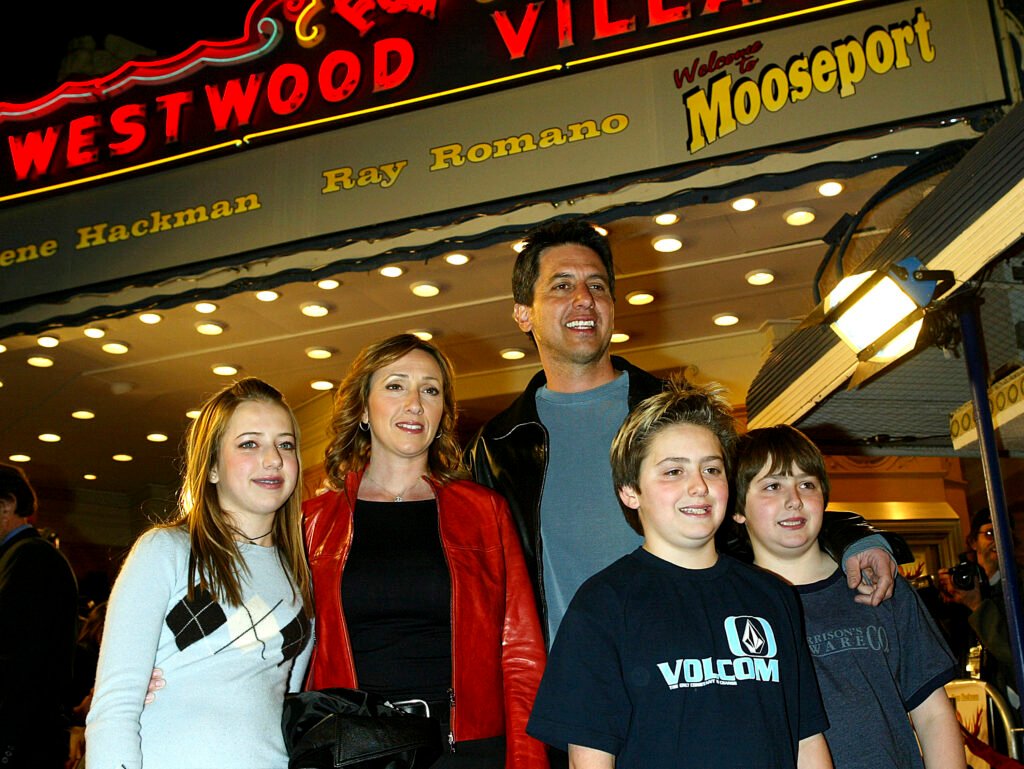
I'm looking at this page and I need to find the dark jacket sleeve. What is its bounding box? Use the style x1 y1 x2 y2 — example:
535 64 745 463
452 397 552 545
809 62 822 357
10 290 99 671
817 510 914 565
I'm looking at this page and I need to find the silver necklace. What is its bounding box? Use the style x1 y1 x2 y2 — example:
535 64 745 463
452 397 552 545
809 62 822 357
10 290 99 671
366 473 417 501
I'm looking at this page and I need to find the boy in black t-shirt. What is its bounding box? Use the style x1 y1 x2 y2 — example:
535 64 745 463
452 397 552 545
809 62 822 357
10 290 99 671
527 377 832 769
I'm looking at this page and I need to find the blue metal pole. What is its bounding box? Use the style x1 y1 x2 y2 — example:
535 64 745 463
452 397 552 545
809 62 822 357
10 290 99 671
959 302 1024 726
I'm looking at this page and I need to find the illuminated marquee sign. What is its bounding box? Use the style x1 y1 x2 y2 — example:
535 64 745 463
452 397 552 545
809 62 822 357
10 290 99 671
0 0 865 202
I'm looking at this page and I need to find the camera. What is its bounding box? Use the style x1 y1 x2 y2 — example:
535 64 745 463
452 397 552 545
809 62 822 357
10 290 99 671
949 560 985 591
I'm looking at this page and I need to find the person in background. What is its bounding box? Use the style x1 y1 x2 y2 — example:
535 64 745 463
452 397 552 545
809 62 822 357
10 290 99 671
527 377 832 769
86 378 313 769
732 424 964 769
303 333 548 769
940 507 1023 718
467 217 905 648
0 463 79 769
66 601 107 769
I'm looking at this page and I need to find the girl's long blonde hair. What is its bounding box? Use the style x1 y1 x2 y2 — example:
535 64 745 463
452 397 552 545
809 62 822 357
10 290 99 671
168 377 312 614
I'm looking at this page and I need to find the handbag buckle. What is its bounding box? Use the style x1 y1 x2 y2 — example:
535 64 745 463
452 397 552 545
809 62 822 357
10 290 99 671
391 698 431 717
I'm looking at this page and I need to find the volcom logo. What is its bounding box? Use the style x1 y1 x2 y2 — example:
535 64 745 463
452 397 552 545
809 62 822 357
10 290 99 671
656 615 780 690
724 615 777 658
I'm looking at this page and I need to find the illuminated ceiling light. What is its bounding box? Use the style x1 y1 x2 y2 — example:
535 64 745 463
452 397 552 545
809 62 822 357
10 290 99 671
408 329 433 341
27 355 54 367
102 341 130 354
195 321 226 336
212 364 239 376
255 290 280 302
305 346 335 360
37 334 59 348
512 240 528 253
610 331 631 343
147 433 169 442
0 343 6 353
654 213 679 226
317 279 340 290
0 378 3 388
194 301 218 314
186 409 201 419
139 312 162 324
8 454 30 462
72 410 95 420
817 181 844 197
593 225 609 236
411 281 440 298
310 379 337 391
713 313 740 327
732 197 758 212
379 265 405 278
112 454 133 462
652 236 682 253
784 207 816 226
745 269 776 286
626 291 655 306
500 348 526 360
83 326 106 339
83 474 97 481
38 433 61 443
444 253 470 266
824 257 952 363
301 302 331 317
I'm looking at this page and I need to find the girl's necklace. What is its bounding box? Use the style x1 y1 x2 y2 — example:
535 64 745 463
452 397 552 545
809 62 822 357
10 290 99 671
230 525 273 542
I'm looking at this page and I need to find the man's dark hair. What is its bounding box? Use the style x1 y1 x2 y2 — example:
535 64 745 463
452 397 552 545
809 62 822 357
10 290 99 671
511 218 616 307
0 463 38 518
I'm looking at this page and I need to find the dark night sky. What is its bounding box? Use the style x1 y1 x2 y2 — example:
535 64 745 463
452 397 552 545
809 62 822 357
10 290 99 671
0 1 257 103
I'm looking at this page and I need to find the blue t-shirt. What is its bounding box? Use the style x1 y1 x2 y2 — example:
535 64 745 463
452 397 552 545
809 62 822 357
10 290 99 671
798 570 957 768
536 372 639 641
528 548 828 768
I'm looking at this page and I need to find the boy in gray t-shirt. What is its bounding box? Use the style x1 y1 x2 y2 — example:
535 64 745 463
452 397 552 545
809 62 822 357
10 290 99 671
732 424 964 769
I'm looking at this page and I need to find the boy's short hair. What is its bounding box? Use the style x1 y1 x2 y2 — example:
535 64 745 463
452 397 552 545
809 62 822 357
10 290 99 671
610 374 737 535
733 424 831 516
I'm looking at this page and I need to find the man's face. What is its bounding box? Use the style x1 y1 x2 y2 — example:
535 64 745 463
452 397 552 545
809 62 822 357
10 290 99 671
513 244 614 371
970 522 999 578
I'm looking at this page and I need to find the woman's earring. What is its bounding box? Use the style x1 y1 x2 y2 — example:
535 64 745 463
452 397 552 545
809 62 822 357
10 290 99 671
433 430 443 442
359 421 370 432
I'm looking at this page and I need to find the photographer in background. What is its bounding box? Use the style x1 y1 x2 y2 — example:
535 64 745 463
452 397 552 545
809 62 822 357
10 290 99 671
939 507 1021 720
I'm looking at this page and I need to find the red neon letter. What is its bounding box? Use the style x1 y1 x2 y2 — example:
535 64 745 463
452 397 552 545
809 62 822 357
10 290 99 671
556 0 573 48
649 0 691 26
205 74 265 131
156 91 194 143
331 0 377 36
109 103 147 157
66 114 101 168
492 2 544 60
378 0 437 19
319 50 361 103
373 38 413 92
267 63 310 115
701 0 759 13
593 0 635 38
7 126 61 181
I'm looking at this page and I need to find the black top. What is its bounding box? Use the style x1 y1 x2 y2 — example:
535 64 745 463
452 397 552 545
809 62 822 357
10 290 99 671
342 499 452 703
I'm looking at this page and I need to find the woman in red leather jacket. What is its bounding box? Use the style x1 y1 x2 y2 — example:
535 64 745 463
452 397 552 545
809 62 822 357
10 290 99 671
303 333 549 769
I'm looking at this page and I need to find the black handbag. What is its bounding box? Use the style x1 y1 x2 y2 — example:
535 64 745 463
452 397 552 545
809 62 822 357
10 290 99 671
282 687 444 769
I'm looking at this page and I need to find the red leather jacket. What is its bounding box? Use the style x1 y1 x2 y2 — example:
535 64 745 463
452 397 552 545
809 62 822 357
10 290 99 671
303 470 549 769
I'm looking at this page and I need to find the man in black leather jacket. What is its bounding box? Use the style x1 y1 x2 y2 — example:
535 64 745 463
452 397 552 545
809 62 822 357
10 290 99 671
466 218 909 645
